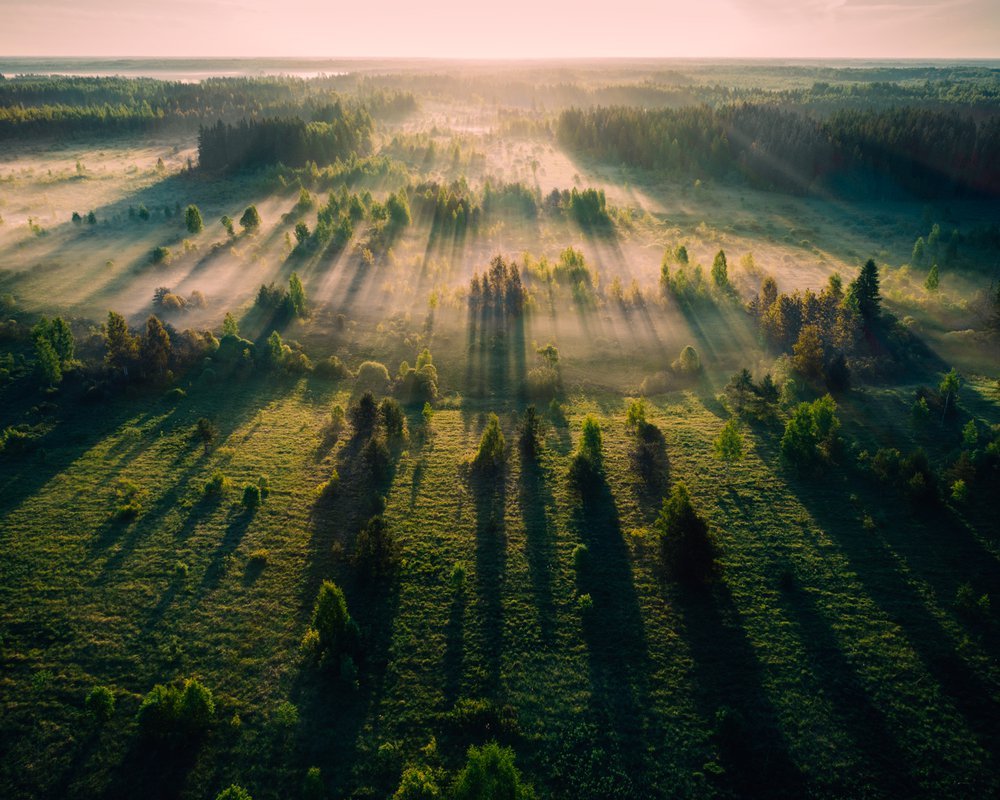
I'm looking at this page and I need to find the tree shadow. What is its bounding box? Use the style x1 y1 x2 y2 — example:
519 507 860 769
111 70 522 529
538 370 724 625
570 471 657 797
468 463 507 698
631 422 670 520
519 449 558 645
673 578 806 798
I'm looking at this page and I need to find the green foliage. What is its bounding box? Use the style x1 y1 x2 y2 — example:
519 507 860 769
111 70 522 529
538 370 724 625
136 677 215 739
394 765 442 800
185 204 204 234
196 417 219 453
85 685 115 723
675 345 701 374
780 394 840 470
569 415 603 485
925 263 940 291
112 479 146 521
288 272 307 318
34 336 61 385
473 413 506 473
452 742 534 800
204 470 229 496
354 515 399 580
711 249 729 288
380 397 406 441
302 580 359 673
519 405 543 457
303 767 324 800
241 483 261 509
222 312 239 337
939 368 961 417
151 245 172 265
625 398 647 432
239 205 261 232
104 311 138 373
714 419 744 461
657 482 715 583
847 259 881 321
215 786 252 800
356 360 391 393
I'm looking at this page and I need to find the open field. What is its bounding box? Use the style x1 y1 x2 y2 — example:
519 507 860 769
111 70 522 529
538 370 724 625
0 60 998 800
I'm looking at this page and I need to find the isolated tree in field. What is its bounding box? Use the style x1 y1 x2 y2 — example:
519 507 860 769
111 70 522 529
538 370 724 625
569 415 604 485
349 391 379 436
925 263 940 292
136 677 214 739
781 394 840 469
676 345 701 374
714 418 744 461
288 272 307 318
711 250 729 289
104 311 138 374
304 580 359 670
239 205 261 232
220 215 235 237
912 236 926 266
656 482 715 583
185 204 204 234
354 515 399 580
725 369 754 414
625 398 647 432
452 742 535 800
847 259 881 321
140 315 171 379
85 685 115 723
196 417 218 454
222 312 239 337
519 405 544 459
473 413 506 473
939 368 960 418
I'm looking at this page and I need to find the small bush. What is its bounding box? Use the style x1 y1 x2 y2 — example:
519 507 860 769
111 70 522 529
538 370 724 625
380 397 407 441
151 246 172 265
303 767 324 800
674 345 701 374
112 479 146 521
451 562 467 590
302 580 360 672
204 470 229 496
349 391 379 436
242 483 261 509
215 786 252 800
315 355 352 380
356 360 391 393
569 415 603 486
85 685 115 723
452 742 534 800
713 419 744 461
354 515 399 580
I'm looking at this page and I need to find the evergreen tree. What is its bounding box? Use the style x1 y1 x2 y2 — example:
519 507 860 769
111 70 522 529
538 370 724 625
185 204 204 234
104 311 138 374
847 259 881 321
239 205 261 232
925 263 940 292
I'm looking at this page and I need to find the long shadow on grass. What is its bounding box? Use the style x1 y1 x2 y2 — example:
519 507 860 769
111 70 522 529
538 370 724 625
787 470 1000 777
519 448 558 645
673 578 805 799
776 576 919 797
468 463 507 698
570 471 657 798
631 422 669 522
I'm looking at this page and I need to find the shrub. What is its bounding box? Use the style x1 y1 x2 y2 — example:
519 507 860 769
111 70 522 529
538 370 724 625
303 767 324 800
656 482 715 583
625 398 647 432
185 204 204 234
204 470 229 496
452 742 534 800
354 515 399 580
151 246 172 265
394 765 442 800
572 543 589 591
242 483 261 509
136 678 215 740
473 413 506 473
85 685 115 723
315 355 352 380
215 786 252 800
355 360 390 393
951 479 969 504
451 562 467 590
113 479 146 521
675 345 701 374
240 205 261 233
362 434 393 484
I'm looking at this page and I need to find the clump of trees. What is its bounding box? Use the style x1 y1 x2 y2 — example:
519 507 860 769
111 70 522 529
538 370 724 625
468 255 525 319
136 677 215 740
353 514 399 580
396 348 438 404
656 482 716 583
780 394 841 470
31 316 74 385
452 742 535 800
724 368 780 418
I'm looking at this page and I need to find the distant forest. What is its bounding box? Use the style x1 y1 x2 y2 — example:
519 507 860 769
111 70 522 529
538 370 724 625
557 104 1000 197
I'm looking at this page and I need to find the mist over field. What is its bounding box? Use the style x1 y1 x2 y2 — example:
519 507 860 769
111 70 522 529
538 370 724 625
0 50 998 800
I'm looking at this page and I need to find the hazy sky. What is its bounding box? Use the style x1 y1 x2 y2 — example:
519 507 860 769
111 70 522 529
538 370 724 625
1 0 998 59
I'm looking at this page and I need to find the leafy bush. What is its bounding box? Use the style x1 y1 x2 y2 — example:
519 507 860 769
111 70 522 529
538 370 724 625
380 397 407 441
349 391 379 436
151 246 172 265
315 354 352 380
452 742 534 800
519 405 543 458
85 685 115 723
714 419 744 461
112 479 146 521
356 360 390 393
656 482 716 583
215 786 252 800
204 470 229 496
136 677 215 740
241 483 261 509
674 345 701 374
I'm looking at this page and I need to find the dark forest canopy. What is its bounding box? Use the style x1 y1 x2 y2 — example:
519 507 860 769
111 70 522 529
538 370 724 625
197 111 373 171
0 75 411 140
557 104 1000 198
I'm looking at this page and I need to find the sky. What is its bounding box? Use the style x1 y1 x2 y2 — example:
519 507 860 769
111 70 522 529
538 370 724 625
1 0 998 59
